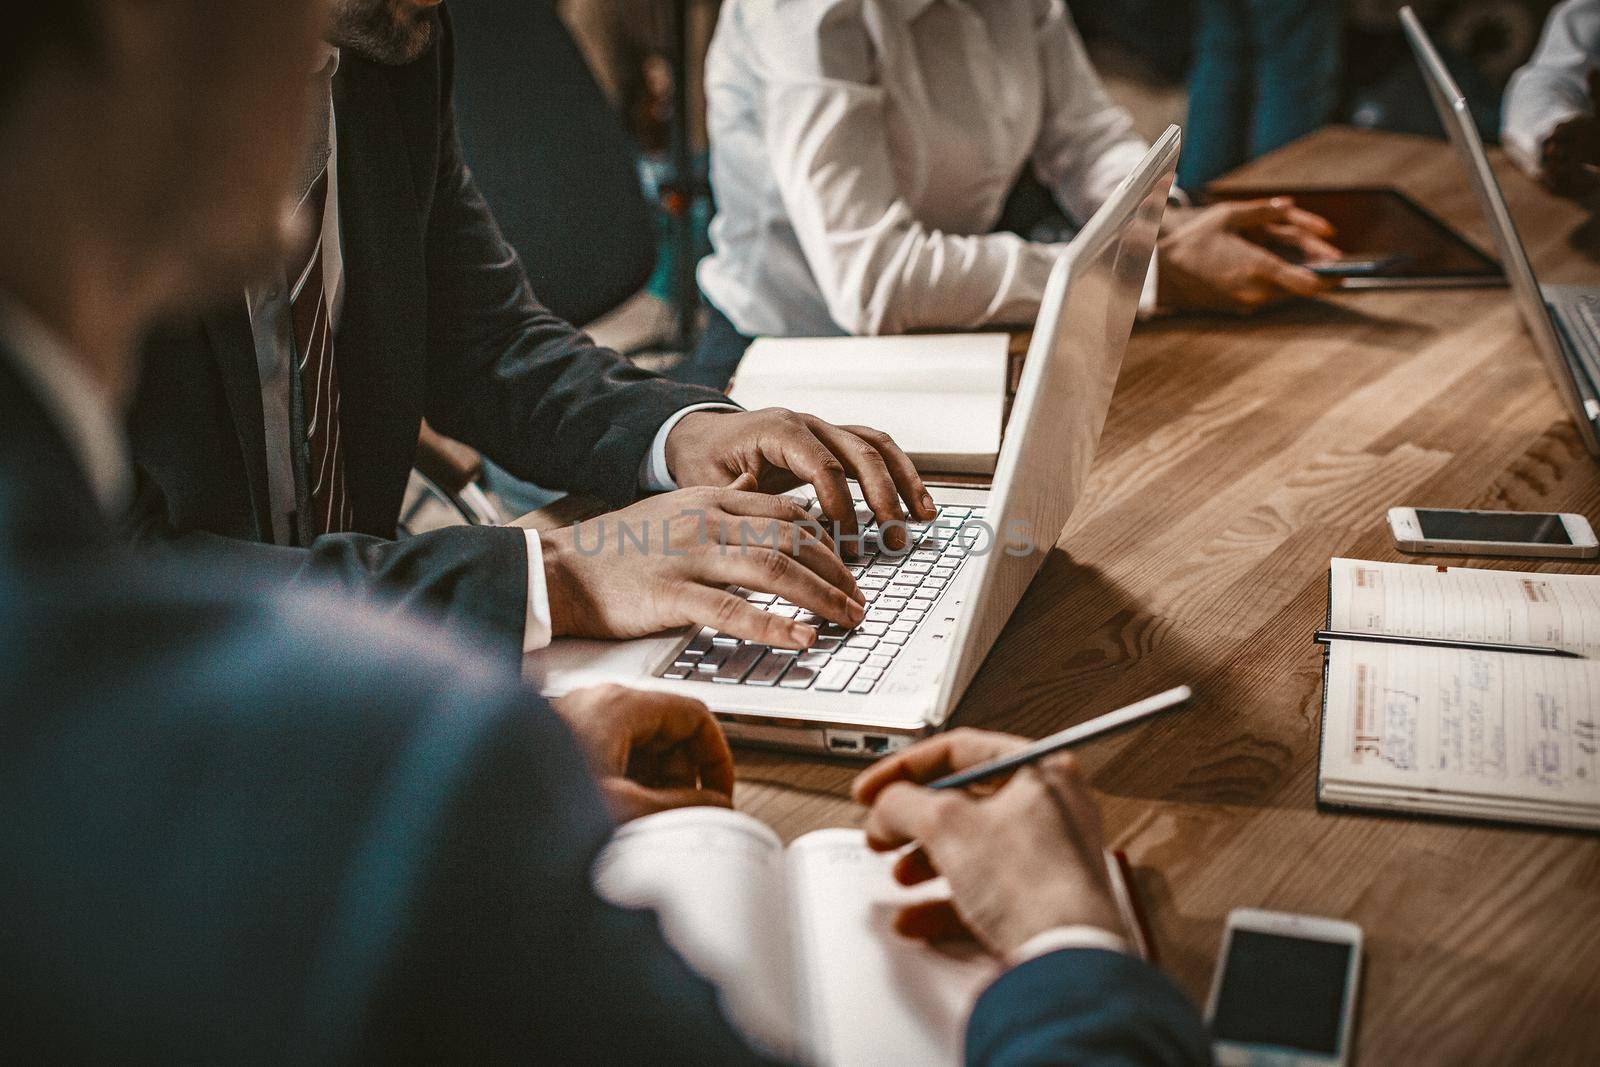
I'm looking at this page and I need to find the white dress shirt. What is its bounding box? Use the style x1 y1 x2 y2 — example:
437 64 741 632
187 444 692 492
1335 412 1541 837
0 293 132 517
698 0 1152 339
1503 0 1600 177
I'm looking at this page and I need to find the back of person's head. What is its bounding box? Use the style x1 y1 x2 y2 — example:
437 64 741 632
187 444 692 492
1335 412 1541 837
0 0 332 339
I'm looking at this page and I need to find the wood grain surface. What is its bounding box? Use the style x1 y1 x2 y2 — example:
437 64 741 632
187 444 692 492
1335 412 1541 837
733 128 1600 1065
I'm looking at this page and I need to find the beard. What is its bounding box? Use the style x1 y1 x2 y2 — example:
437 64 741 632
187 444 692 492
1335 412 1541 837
327 0 435 65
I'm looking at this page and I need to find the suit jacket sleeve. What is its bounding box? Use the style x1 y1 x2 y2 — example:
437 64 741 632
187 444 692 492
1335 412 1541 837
122 470 531 661
418 12 730 507
965 948 1214 1067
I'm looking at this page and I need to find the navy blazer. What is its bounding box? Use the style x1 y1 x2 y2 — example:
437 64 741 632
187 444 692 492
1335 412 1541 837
124 5 728 658
4 359 1209 1062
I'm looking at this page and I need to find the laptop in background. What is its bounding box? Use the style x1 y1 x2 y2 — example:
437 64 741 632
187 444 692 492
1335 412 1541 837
1402 5 1600 456
529 126 1181 757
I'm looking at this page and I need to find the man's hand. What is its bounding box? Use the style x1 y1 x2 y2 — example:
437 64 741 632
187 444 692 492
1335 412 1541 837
852 728 1125 958
663 408 936 550
1539 72 1600 196
1157 198 1341 314
553 684 735 822
540 475 866 647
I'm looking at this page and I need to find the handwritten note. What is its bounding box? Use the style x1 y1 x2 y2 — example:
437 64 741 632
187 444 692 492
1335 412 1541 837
1322 641 1600 806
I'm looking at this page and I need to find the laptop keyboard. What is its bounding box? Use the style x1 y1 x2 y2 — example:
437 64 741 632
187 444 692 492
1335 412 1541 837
1551 295 1600 385
656 500 983 694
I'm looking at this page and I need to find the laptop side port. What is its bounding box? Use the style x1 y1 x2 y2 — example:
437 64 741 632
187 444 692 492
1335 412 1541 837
862 735 890 755
827 733 861 753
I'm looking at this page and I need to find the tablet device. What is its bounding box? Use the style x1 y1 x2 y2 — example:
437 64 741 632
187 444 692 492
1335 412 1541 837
1202 186 1504 288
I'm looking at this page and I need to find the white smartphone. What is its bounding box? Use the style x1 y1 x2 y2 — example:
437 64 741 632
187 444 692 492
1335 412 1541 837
1206 909 1363 1067
1386 506 1599 559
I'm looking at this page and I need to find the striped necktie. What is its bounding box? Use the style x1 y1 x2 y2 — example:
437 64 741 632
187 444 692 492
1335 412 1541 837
288 168 352 537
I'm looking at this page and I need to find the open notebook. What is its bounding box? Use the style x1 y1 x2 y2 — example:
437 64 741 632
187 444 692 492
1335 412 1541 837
1319 558 1600 830
594 807 1147 1066
726 334 1010 474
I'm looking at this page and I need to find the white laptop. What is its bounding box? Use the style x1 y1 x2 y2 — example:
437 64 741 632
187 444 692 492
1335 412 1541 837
530 126 1180 757
1402 6 1600 457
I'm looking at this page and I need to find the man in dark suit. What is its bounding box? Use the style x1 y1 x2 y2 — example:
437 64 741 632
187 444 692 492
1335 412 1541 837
126 0 937 661
1 1 1211 1061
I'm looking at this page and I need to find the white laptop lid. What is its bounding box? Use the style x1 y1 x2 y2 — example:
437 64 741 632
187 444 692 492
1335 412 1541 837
1401 6 1600 454
930 126 1179 719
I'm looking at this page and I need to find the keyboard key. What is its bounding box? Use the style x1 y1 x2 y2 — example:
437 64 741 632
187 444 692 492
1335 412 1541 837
888 582 919 598
866 564 897 579
901 561 931 574
857 621 889 636
856 665 883 681
713 645 764 683
931 566 954 579
902 608 926 621
816 661 860 691
910 597 936 610
770 605 800 618
866 653 894 668
889 619 916 633
685 631 715 656
699 645 731 670
847 676 877 694
922 577 947 591
865 608 897 623
877 596 907 611
811 637 843 652
748 591 776 604
835 646 869 663
745 651 792 686
662 665 692 680
779 665 818 689
859 576 889 590
844 634 879 649
881 632 908 646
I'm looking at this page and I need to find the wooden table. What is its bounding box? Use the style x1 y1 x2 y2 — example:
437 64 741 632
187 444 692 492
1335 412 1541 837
739 128 1600 1065
520 127 1600 1063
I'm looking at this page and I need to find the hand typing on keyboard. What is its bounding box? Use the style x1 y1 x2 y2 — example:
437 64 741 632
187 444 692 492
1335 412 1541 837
660 499 983 694
540 475 867 648
660 407 937 550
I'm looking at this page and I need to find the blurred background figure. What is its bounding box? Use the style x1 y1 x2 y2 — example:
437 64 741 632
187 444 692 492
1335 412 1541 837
1178 0 1343 189
1503 0 1600 195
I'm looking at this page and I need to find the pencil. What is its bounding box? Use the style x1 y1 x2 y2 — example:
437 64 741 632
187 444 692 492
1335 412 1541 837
927 686 1193 790
1312 629 1582 659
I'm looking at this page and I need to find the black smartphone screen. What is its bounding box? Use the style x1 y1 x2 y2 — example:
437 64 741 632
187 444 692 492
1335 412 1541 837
1211 930 1353 1054
1415 509 1571 545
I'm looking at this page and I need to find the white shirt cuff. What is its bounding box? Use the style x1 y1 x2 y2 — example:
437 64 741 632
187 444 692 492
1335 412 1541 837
522 528 553 653
1138 192 1188 318
1139 254 1160 317
641 402 743 493
1008 925 1131 967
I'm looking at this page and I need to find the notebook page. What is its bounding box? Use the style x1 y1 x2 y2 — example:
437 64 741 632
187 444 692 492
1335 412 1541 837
731 334 1010 395
728 335 1009 470
1320 641 1600 809
1328 558 1600 655
593 808 798 1057
786 829 1000 1067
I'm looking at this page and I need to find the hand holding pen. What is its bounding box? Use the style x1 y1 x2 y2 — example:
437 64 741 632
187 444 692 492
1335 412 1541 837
848 688 1191 958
